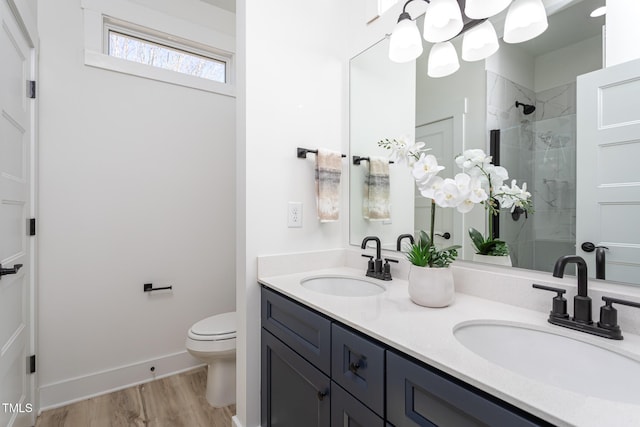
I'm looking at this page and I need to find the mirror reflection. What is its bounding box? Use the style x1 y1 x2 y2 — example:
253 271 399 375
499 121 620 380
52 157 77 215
348 0 630 283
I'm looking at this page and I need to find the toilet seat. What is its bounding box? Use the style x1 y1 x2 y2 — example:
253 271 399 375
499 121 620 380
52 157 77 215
188 312 236 341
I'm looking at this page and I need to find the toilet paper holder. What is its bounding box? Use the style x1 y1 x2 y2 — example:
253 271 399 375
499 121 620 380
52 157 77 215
144 283 173 292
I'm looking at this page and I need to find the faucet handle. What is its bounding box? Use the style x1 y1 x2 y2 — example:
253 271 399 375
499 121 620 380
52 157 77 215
532 284 569 319
598 296 640 339
361 254 374 274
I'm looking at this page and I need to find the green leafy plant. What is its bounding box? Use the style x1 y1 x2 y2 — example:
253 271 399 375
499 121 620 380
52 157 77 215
407 231 460 268
468 227 509 256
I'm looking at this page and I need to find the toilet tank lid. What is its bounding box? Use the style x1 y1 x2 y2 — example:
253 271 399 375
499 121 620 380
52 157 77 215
190 311 236 336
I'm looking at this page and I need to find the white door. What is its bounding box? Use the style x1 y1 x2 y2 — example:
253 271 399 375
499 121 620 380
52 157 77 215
577 58 640 284
415 119 457 247
0 1 35 426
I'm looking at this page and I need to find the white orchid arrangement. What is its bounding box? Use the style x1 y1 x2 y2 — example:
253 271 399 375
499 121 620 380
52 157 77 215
455 149 533 256
378 137 533 261
379 137 483 267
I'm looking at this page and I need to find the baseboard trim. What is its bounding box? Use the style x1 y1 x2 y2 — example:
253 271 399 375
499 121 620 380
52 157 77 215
39 350 203 411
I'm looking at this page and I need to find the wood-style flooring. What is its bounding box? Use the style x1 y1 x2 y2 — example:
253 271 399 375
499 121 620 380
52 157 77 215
35 367 235 427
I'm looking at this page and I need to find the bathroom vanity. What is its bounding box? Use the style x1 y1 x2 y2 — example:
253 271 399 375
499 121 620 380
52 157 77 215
261 286 548 426
257 252 640 427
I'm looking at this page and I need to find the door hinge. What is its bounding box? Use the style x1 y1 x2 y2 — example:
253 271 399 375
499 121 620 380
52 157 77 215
28 355 36 374
27 80 36 99
28 218 36 236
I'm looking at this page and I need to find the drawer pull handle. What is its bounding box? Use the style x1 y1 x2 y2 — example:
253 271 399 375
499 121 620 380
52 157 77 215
317 390 328 401
349 361 361 373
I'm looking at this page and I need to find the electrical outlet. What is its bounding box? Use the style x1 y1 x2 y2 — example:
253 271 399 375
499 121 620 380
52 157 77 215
288 202 303 228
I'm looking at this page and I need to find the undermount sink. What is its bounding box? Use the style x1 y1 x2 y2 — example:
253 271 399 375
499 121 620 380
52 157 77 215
300 275 385 297
454 321 640 404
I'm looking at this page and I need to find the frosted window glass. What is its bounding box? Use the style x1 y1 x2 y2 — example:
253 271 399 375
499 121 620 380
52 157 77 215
108 31 226 83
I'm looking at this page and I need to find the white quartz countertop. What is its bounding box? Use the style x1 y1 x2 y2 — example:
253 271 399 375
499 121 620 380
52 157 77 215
258 266 640 427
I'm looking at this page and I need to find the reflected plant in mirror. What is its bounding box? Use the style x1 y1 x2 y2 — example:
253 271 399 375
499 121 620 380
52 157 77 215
378 137 489 266
455 149 533 264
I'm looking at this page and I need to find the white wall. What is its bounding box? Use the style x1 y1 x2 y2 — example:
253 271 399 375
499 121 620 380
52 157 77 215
606 0 640 67
237 1 347 425
535 35 602 92
37 0 236 408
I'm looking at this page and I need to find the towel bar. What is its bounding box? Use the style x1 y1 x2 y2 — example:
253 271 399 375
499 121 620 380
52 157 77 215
352 156 395 166
297 147 346 159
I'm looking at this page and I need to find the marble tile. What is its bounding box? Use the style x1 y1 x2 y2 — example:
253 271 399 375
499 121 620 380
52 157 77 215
536 82 576 121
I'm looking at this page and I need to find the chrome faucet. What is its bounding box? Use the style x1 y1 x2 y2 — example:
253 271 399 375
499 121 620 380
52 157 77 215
534 254 640 339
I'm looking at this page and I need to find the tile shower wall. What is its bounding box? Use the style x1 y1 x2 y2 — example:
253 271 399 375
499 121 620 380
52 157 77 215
486 71 576 272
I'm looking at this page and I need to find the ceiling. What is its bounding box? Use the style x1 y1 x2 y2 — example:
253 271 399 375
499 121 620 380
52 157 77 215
518 0 605 57
200 0 235 13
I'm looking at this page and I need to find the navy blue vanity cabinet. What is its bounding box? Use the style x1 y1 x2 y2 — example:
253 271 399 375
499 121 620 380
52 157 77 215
261 287 332 375
262 329 330 427
331 323 385 417
331 381 384 427
386 351 548 427
261 288 333 427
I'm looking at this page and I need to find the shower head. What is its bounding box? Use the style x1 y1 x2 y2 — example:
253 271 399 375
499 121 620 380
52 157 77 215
516 101 536 115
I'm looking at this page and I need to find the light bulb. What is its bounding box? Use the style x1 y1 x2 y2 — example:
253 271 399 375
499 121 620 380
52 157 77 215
389 13 423 63
427 41 460 78
504 0 548 44
465 0 512 19
462 21 499 62
423 0 463 43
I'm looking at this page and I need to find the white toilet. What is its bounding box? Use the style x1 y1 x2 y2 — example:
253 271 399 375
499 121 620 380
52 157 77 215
186 311 236 407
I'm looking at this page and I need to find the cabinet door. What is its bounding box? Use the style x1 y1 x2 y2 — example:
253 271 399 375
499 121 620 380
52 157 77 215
331 324 385 416
262 329 330 427
331 382 384 427
386 351 547 427
262 287 331 375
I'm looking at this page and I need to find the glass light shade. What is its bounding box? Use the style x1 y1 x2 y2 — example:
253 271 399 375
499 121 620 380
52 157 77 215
465 0 512 19
427 41 460 78
423 0 464 43
503 0 548 44
462 21 499 61
389 15 424 63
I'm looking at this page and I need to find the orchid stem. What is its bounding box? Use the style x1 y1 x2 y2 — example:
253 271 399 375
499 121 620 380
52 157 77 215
429 200 436 267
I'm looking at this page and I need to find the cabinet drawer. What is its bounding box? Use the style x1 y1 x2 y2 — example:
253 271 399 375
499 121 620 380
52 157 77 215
261 287 331 375
386 351 547 427
331 323 385 416
331 381 384 427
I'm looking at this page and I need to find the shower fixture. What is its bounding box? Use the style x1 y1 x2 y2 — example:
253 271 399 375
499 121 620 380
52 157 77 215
515 101 536 115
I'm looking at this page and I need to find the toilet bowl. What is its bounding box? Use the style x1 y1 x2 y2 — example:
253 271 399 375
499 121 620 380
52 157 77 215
186 311 236 407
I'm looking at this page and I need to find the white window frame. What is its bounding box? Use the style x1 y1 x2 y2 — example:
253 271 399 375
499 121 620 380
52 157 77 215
81 0 235 97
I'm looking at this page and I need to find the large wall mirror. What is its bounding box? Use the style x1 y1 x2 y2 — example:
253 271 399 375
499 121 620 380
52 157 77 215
348 0 640 285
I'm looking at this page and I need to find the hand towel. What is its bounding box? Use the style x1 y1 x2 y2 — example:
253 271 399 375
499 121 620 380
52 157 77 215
316 149 342 222
363 156 391 221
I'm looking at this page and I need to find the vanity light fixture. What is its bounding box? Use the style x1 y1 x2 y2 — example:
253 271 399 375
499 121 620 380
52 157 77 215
388 0 548 78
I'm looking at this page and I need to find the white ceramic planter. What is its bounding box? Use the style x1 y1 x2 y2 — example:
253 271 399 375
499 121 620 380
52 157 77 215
407 265 455 308
472 253 512 267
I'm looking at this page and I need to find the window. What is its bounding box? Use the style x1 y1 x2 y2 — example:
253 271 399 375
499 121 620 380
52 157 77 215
104 18 230 84
82 0 235 97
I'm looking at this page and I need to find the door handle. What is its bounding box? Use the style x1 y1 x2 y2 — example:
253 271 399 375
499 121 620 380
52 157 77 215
581 242 596 252
0 263 23 278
